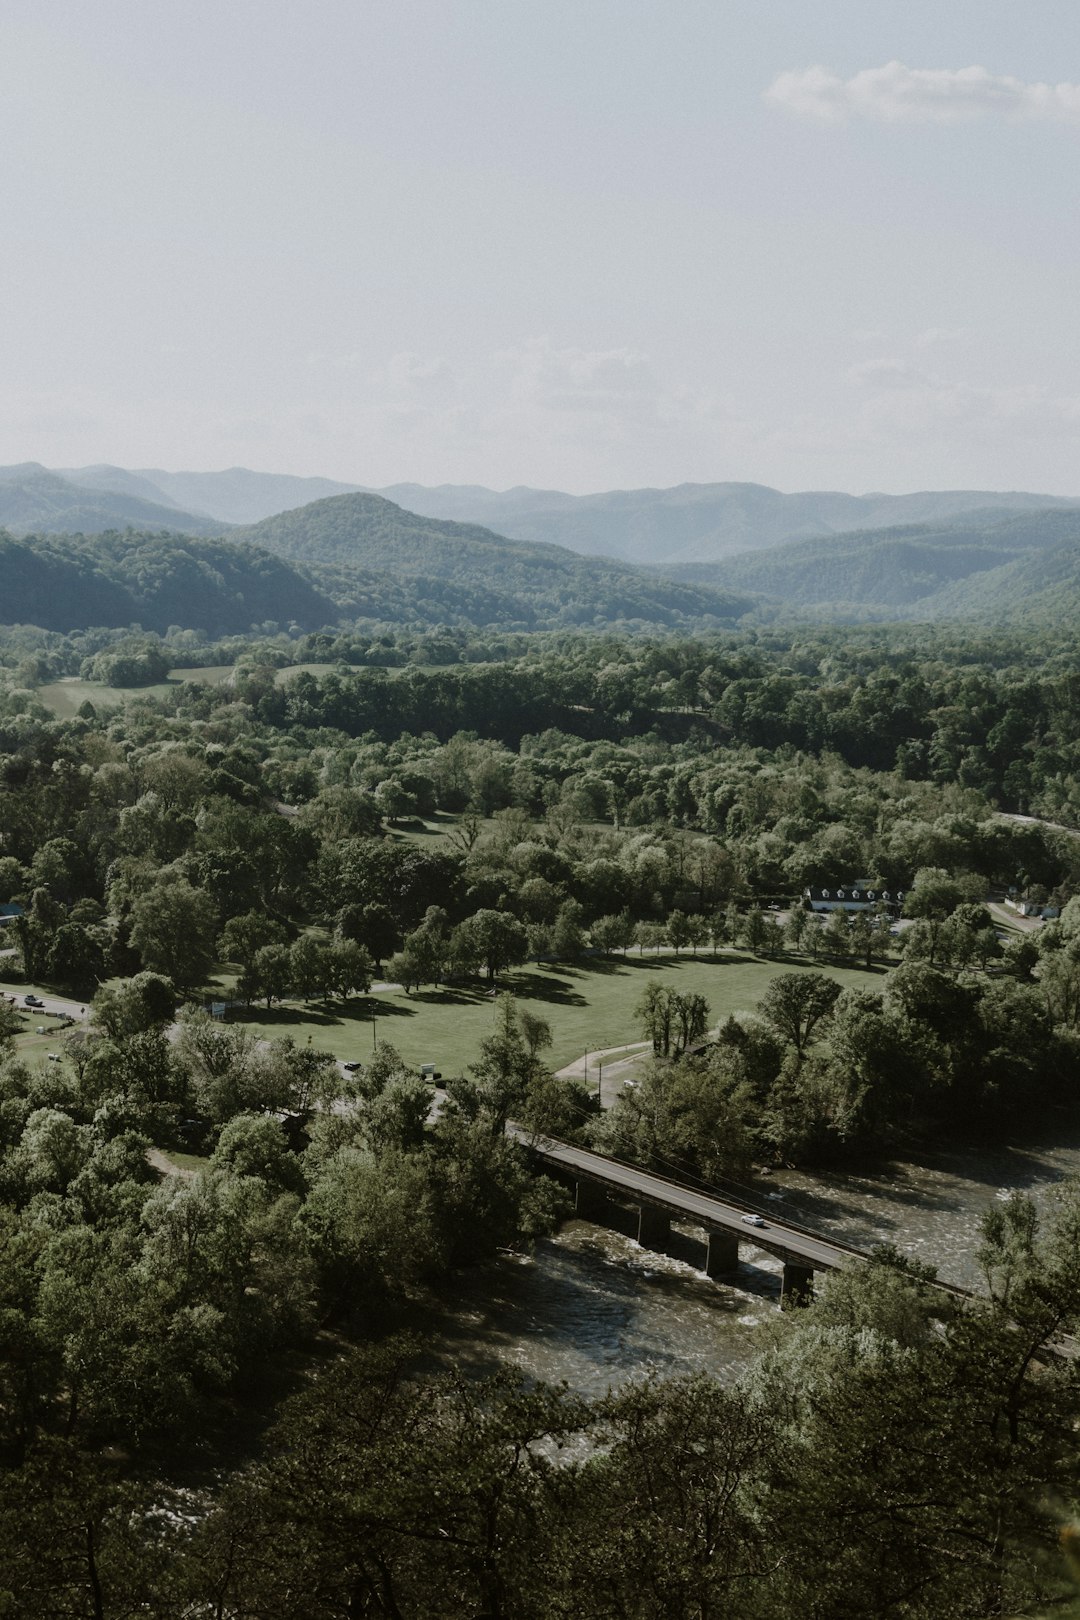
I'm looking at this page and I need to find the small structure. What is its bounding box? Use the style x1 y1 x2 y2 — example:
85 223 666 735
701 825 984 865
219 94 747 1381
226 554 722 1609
803 884 904 914
1005 897 1058 920
0 904 24 925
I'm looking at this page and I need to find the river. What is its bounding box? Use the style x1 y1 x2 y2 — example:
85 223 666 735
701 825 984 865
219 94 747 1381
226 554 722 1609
427 1121 1080 1398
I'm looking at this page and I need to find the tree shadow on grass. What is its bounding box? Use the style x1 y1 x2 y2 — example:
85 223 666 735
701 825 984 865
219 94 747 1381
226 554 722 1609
233 1005 344 1029
408 987 492 1008
367 999 417 1020
504 971 588 1007
233 996 420 1030
557 954 708 977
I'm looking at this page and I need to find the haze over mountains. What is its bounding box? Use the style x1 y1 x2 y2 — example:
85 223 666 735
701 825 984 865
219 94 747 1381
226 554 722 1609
226 493 755 630
4 461 1078 563
0 488 754 637
673 507 1080 625
0 464 222 539
5 460 1080 633
371 481 1080 566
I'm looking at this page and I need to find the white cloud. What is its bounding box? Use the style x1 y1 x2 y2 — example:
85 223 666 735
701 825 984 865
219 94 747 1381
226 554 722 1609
846 358 933 392
379 351 457 403
844 354 1080 443
916 326 971 350
765 61 1080 125
494 338 660 418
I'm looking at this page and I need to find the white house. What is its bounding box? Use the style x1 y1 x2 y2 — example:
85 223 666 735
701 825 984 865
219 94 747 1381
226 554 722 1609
803 885 904 914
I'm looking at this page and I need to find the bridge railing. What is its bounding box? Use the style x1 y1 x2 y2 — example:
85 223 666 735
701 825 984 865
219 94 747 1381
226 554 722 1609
511 1124 973 1299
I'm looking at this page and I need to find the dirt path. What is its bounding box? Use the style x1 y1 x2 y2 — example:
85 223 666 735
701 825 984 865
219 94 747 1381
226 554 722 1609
997 811 1080 840
145 1147 196 1180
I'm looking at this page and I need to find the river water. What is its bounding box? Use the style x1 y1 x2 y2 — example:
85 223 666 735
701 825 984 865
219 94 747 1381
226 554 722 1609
428 1122 1080 1399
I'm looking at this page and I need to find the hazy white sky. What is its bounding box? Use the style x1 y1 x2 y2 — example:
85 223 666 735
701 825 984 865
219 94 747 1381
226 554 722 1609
5 1 1080 494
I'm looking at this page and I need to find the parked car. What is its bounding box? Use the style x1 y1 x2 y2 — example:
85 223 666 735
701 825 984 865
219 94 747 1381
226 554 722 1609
24 994 43 1008
342 1060 362 1072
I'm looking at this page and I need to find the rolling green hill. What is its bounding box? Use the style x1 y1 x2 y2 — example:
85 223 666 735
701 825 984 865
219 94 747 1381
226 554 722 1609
917 533 1080 624
0 499 757 637
0 531 341 636
670 506 1080 621
226 492 756 628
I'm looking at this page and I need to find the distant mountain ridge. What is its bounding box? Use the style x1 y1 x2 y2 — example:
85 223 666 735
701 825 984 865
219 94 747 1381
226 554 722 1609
132 467 364 526
0 490 758 636
367 480 1080 565
8 464 1079 562
672 506 1080 624
0 464 222 538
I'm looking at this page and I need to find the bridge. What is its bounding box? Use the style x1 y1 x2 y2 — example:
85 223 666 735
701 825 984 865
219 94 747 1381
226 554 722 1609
509 1127 953 1307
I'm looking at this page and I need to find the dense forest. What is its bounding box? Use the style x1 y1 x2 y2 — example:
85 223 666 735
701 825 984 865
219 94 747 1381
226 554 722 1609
0 512 755 636
5 606 1080 1614
10 483 1080 640
675 506 1080 623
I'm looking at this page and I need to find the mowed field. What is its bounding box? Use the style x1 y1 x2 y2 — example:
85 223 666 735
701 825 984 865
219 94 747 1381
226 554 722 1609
37 659 473 716
38 665 238 716
232 952 881 1078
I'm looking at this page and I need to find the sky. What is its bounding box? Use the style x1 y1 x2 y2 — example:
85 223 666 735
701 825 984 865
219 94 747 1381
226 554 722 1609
5 1 1080 495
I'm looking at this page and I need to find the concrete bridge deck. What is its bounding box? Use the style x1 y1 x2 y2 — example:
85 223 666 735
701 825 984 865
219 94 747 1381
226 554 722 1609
508 1126 970 1306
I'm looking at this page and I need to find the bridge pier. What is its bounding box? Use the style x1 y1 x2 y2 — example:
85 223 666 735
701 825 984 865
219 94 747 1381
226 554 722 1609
574 1178 608 1221
704 1229 740 1277
636 1204 670 1251
781 1262 814 1308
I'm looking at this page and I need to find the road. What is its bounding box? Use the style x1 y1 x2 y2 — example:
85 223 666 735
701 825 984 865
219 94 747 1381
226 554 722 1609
508 1127 860 1272
997 811 1080 841
986 901 1044 934
3 986 89 1022
555 1042 652 1109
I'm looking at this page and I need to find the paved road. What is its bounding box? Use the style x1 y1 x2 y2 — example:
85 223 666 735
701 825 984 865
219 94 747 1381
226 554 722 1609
2 986 88 1023
509 1128 859 1271
555 1042 652 1109
997 811 1080 841
986 901 1044 935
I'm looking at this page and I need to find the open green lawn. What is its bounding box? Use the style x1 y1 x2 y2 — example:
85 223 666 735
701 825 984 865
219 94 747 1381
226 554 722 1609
162 1148 213 1174
272 663 335 684
391 814 498 848
38 665 237 716
392 814 615 849
38 660 482 717
11 1017 72 1067
232 952 882 1077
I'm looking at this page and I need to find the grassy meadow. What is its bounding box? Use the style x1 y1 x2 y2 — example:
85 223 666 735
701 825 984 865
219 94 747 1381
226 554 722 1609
38 664 238 716
37 657 485 717
231 951 880 1077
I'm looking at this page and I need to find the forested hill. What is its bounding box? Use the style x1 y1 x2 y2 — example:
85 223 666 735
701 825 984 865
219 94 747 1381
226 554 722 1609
0 521 757 636
670 505 1080 622
226 492 756 626
918 531 1080 624
0 464 221 538
371 479 1080 565
0 532 342 636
